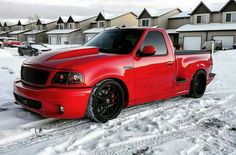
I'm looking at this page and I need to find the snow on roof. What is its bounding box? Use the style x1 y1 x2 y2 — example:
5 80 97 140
207 2 225 12
146 8 178 17
169 11 190 19
166 29 178 34
46 29 80 34
18 19 36 25
2 19 19 26
59 16 69 23
69 15 96 22
38 18 57 24
83 27 116 34
101 12 135 20
0 31 9 35
177 23 236 32
9 30 30 35
24 30 47 35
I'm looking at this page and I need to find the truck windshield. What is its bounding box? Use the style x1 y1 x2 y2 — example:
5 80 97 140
84 29 144 54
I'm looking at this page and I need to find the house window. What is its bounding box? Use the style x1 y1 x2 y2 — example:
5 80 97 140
97 21 105 28
141 19 150 27
57 24 64 29
68 23 74 29
225 12 236 22
37 25 42 30
196 15 206 24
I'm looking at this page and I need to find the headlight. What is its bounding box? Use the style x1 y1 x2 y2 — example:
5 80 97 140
52 72 83 84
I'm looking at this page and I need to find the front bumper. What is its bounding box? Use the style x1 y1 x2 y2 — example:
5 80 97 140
13 79 92 119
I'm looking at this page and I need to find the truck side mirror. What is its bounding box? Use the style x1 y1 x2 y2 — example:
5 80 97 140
140 45 156 56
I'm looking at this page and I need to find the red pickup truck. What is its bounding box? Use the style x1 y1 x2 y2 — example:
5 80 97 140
14 28 215 123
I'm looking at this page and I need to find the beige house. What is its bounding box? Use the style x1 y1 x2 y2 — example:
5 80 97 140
83 12 138 42
8 19 36 41
24 19 57 43
47 15 96 45
137 8 181 28
167 11 190 47
177 0 236 50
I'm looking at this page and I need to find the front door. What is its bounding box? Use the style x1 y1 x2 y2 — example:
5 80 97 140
134 31 175 102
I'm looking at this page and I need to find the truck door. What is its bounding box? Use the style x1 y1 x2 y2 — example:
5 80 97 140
133 31 175 102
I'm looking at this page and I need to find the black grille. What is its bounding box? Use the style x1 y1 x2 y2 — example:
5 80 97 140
14 93 42 109
21 66 50 85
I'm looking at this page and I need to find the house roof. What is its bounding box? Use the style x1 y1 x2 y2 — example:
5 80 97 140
177 23 236 32
2 19 18 27
0 31 9 35
96 12 137 21
37 18 57 25
220 0 236 12
147 8 179 17
57 16 69 23
46 29 80 34
18 19 36 26
68 15 96 23
24 30 47 35
9 30 31 35
169 11 190 19
166 29 178 34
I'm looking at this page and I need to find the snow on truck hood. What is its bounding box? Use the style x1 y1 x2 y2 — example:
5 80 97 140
23 47 106 69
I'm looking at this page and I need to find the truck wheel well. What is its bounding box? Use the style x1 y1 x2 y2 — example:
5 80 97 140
95 78 129 107
192 69 207 82
110 78 129 107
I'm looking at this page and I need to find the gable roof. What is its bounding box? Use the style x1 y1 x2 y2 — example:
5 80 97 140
96 12 137 21
57 16 69 24
220 0 236 12
190 1 212 15
67 15 96 23
138 8 180 19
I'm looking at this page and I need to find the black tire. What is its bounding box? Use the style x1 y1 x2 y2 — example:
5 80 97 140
18 50 24 56
189 70 207 98
86 79 124 123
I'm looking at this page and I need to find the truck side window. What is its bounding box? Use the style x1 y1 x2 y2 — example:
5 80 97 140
141 31 168 55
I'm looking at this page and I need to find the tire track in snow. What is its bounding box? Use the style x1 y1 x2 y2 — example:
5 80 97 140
0 94 233 154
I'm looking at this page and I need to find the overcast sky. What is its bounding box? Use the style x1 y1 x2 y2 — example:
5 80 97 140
0 0 229 19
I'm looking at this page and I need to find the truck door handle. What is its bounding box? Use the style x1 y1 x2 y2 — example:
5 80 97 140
167 61 174 65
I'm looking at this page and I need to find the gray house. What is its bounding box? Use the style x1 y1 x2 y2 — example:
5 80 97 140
84 12 138 41
8 19 36 41
47 15 96 45
0 19 18 37
177 0 236 50
138 8 181 28
24 18 57 43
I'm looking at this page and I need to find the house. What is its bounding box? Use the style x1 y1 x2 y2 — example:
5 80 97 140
8 19 36 41
138 8 181 28
47 15 96 45
24 18 57 43
167 11 191 47
0 19 18 37
177 0 236 50
83 12 138 42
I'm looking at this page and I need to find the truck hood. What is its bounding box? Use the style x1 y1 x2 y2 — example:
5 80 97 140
23 47 108 69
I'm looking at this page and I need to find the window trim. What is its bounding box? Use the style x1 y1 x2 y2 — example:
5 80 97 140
141 18 151 27
196 14 207 24
97 21 105 28
224 12 236 22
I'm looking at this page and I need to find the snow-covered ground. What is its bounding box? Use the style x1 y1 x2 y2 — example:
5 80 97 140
0 47 236 155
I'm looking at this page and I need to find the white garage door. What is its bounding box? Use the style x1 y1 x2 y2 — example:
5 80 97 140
60 36 68 45
213 36 234 49
50 36 57 45
184 37 202 50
